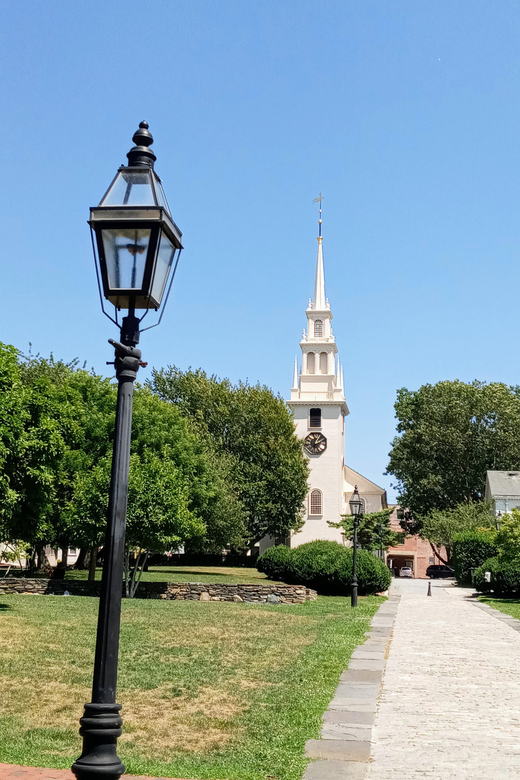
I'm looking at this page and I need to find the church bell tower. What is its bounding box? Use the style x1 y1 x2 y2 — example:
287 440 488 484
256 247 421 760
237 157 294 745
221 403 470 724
287 201 349 546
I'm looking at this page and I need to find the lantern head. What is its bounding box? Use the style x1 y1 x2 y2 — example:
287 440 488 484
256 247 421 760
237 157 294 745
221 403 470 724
90 122 182 311
349 485 363 517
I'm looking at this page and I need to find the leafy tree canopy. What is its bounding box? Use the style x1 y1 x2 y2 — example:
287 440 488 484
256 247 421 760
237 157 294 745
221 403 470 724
495 508 520 562
387 380 520 527
329 509 403 552
150 367 309 549
420 500 495 563
0 346 245 564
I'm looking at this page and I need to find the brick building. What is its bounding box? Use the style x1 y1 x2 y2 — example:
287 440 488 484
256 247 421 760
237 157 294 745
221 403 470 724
385 506 447 579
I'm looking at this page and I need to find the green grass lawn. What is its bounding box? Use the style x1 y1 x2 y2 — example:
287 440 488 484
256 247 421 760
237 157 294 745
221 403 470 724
64 565 281 585
478 595 520 619
0 592 382 780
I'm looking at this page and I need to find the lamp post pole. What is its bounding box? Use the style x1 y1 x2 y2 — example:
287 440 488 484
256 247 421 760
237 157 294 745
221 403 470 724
349 485 363 609
71 123 182 780
72 317 141 780
351 514 359 608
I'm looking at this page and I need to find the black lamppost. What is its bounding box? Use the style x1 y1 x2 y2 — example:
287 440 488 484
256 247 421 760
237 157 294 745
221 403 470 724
496 511 503 532
349 485 363 608
71 122 182 780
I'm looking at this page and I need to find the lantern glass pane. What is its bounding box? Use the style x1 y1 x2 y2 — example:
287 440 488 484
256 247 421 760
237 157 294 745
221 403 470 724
154 174 171 214
101 169 156 207
151 232 176 305
102 228 151 290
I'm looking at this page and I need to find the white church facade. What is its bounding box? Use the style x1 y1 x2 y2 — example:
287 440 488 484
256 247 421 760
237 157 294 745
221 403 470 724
260 214 387 552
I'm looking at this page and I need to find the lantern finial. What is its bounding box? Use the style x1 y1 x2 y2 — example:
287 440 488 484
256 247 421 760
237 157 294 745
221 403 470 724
126 121 157 168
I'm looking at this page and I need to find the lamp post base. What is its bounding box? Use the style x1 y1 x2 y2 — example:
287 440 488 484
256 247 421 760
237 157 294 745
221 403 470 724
351 584 358 608
71 703 125 780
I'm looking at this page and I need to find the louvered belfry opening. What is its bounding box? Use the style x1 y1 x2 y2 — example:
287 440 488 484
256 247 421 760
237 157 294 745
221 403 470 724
309 408 321 428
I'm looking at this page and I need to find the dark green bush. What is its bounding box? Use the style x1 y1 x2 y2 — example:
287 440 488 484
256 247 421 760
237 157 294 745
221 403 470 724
474 555 520 596
452 530 497 586
256 544 293 581
256 540 391 596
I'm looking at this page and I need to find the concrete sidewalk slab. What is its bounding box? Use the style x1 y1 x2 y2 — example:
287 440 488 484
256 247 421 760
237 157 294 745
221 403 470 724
367 579 520 779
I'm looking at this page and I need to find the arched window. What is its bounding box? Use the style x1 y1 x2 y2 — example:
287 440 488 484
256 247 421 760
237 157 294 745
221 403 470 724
307 352 315 374
309 408 321 428
314 319 323 337
310 489 323 516
320 351 328 374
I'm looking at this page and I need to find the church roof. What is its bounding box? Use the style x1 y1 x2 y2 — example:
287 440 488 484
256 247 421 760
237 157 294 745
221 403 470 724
344 466 388 506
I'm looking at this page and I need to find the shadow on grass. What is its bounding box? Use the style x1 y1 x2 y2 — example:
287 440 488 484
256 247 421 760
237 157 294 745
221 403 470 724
0 602 12 610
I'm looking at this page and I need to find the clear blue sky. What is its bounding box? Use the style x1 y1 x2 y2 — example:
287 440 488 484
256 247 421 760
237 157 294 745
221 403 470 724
1 1 520 501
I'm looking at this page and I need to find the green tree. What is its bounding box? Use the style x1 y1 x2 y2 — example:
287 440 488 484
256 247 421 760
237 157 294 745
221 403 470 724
71 450 205 596
0 349 242 572
0 346 91 566
330 509 403 554
495 508 520 561
387 380 520 530
420 500 495 564
150 367 309 550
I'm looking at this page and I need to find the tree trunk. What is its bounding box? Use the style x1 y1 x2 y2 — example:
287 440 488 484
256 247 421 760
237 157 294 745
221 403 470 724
74 547 89 570
88 545 98 581
36 545 51 572
429 541 450 566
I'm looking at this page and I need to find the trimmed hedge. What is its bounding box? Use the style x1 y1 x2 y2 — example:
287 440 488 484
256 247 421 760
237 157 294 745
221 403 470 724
257 540 391 596
474 556 520 596
452 530 497 586
256 544 293 581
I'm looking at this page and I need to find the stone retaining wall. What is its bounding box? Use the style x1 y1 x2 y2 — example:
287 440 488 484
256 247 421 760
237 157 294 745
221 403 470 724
0 578 316 604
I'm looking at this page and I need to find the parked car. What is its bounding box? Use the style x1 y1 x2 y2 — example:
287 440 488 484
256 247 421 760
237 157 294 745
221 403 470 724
399 567 413 578
426 564 454 579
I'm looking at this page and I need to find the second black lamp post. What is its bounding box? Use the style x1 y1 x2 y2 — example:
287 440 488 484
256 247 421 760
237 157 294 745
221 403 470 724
349 485 363 608
71 122 182 780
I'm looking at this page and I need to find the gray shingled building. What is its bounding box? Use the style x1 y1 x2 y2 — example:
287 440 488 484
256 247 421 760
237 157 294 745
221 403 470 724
485 470 520 515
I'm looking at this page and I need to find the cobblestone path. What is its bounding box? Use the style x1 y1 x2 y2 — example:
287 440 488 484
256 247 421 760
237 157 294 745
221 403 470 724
368 579 520 780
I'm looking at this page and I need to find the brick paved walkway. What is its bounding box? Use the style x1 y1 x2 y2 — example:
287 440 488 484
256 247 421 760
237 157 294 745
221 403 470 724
0 766 185 780
368 579 520 780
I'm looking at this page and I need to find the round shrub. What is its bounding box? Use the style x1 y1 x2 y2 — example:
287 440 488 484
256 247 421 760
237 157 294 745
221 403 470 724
452 530 497 586
257 540 391 596
474 556 520 596
256 545 292 581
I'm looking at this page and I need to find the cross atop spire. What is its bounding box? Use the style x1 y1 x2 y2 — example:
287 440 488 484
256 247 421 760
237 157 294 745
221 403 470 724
313 192 324 238
312 194 326 310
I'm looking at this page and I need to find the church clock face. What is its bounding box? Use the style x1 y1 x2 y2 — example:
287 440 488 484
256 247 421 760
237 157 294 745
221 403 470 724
304 432 327 455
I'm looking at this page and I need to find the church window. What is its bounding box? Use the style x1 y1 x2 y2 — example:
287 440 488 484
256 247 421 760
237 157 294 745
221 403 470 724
320 352 328 374
309 489 323 516
314 319 323 337
307 352 315 374
309 408 321 428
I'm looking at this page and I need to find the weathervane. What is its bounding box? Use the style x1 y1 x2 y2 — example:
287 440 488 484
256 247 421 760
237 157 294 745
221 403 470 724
313 192 324 238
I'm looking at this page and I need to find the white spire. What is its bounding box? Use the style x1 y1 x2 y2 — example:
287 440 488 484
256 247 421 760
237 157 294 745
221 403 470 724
292 356 298 390
335 356 341 386
341 366 345 391
313 236 326 310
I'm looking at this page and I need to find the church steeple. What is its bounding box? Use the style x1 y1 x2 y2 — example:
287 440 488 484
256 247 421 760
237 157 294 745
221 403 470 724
289 197 348 416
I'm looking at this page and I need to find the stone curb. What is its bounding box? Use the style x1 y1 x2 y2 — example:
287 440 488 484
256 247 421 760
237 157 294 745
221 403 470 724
303 593 401 780
470 597 520 632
